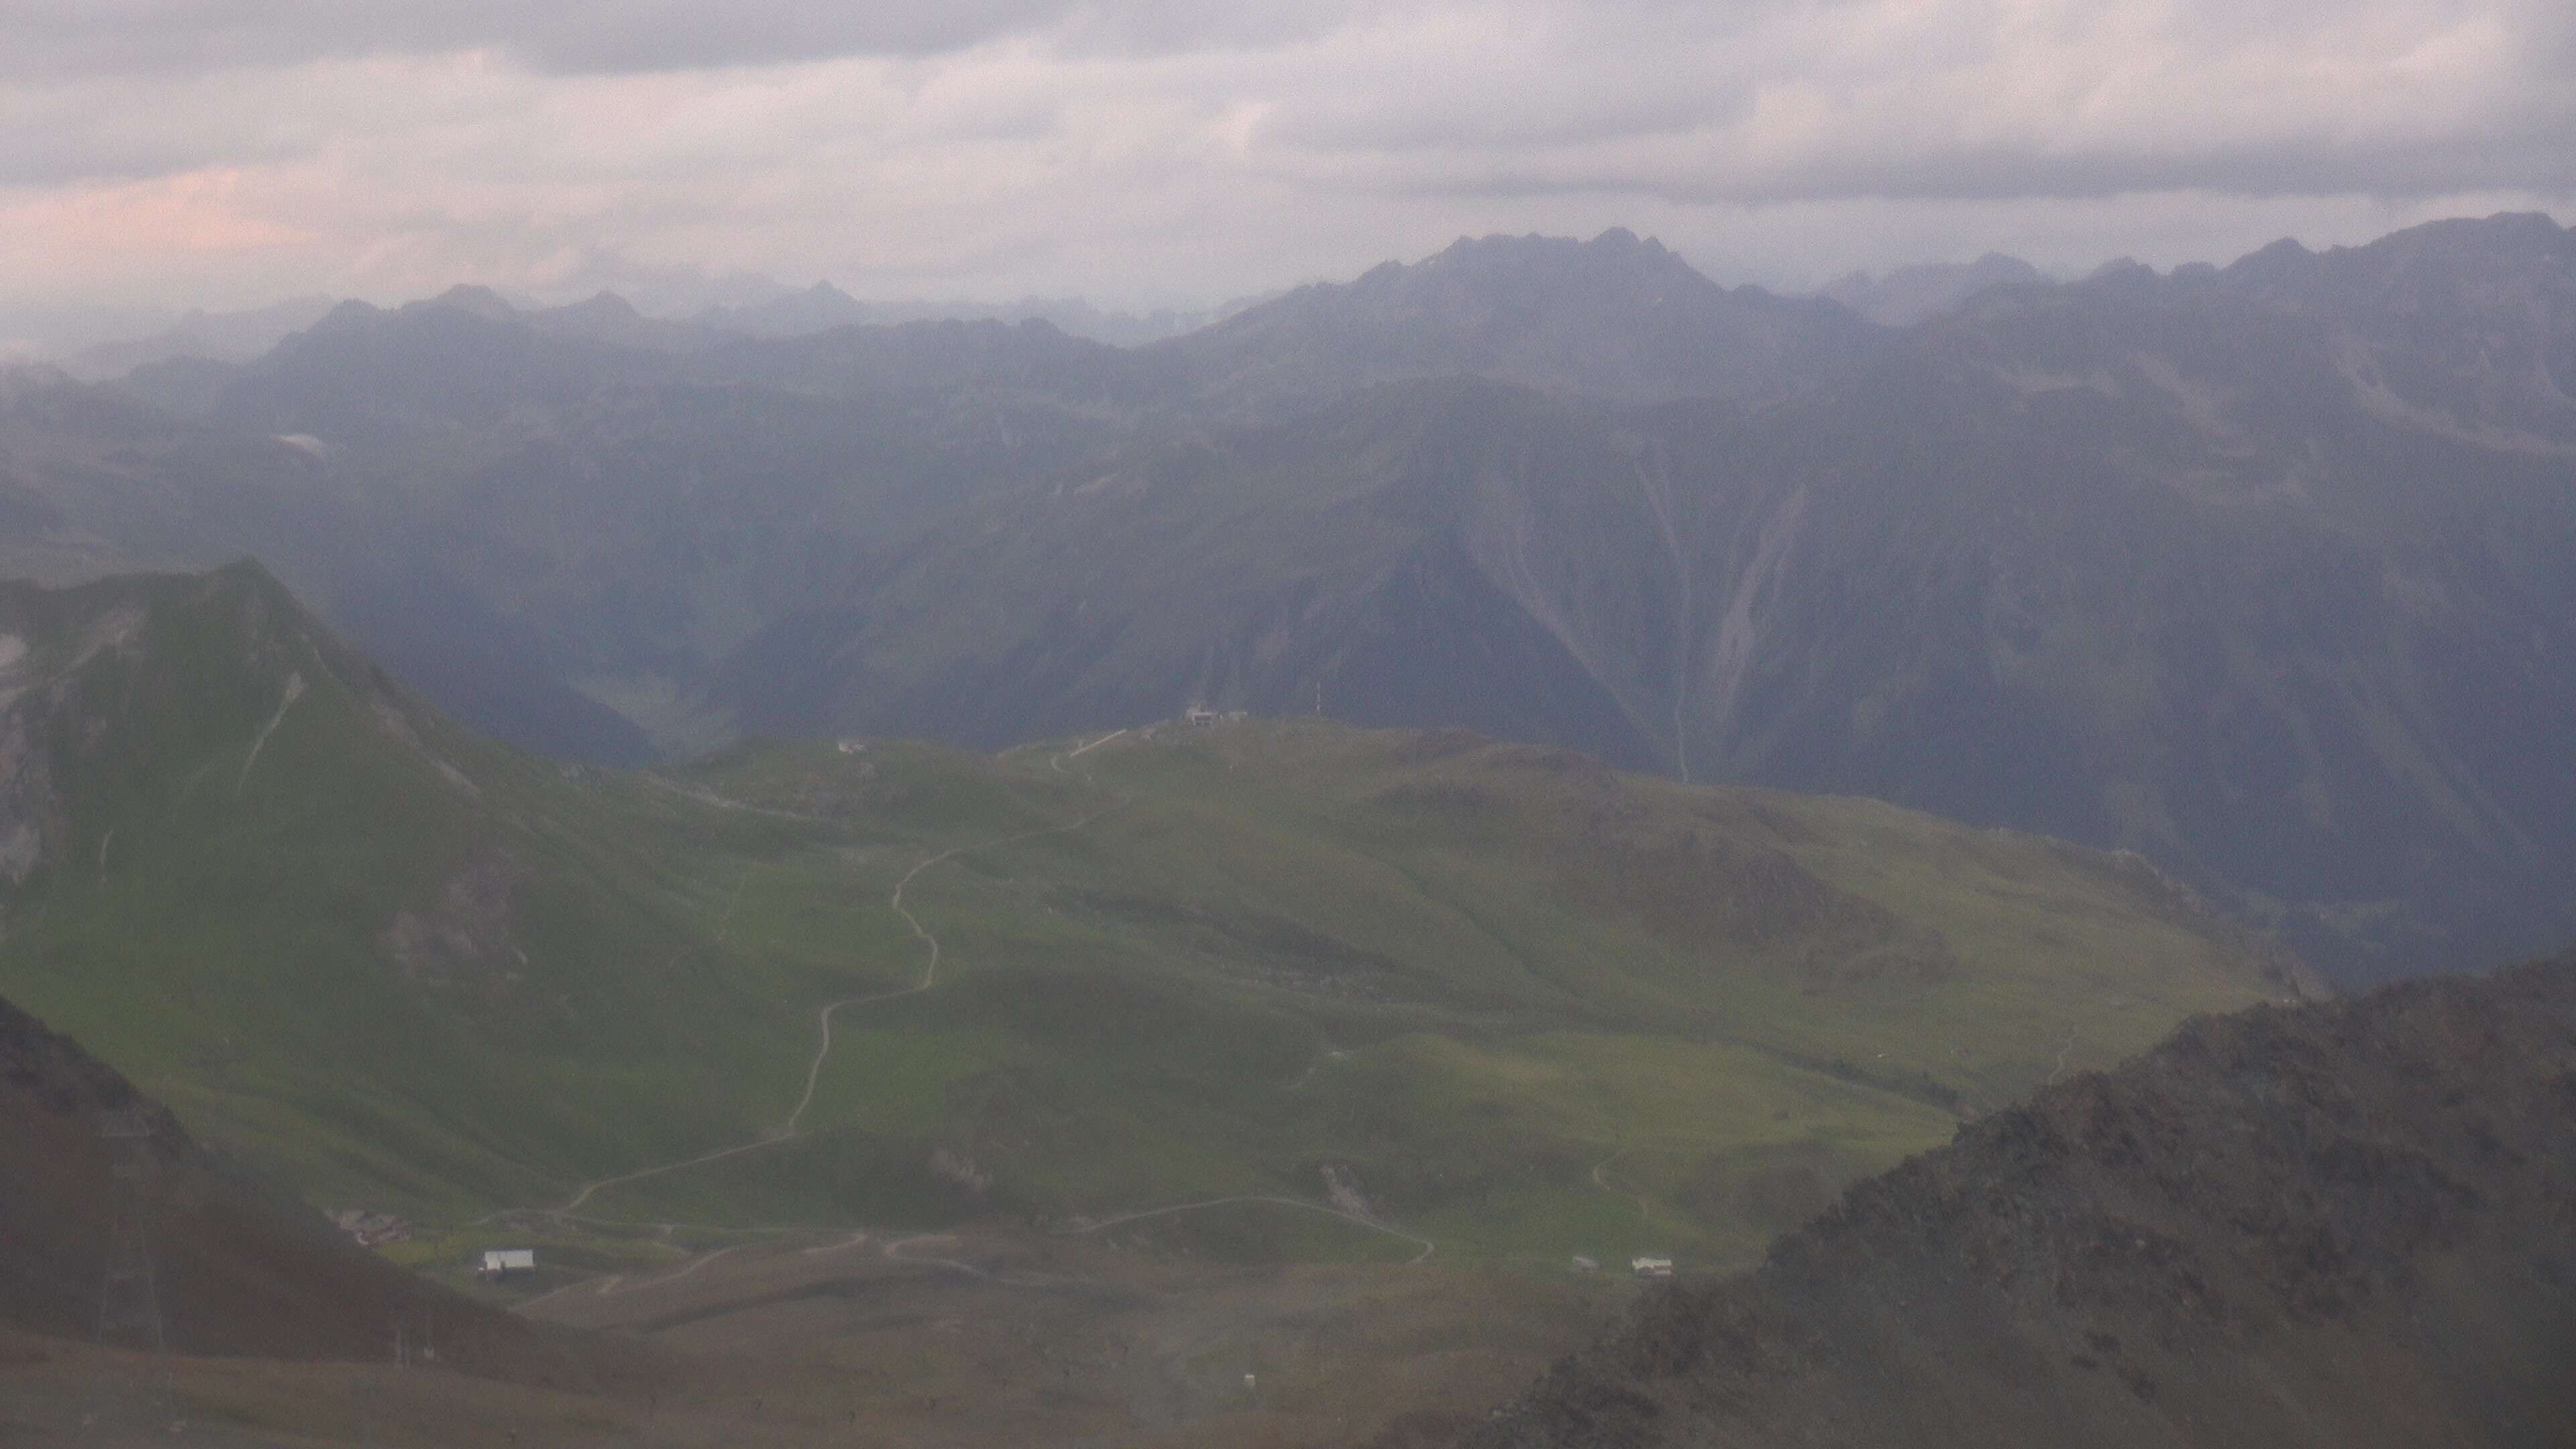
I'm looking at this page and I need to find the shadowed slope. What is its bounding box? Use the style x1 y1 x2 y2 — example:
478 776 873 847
0 991 625 1387
1456 953 2576 1449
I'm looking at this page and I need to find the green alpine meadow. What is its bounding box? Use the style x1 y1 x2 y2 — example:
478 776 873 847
0 563 2296 1273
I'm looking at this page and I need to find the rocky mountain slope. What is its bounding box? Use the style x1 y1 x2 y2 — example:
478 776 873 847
0 989 596 1379
1446 951 2576 1449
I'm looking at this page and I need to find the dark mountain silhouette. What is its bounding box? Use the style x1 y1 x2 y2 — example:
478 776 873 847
1430 950 2576 1449
0 990 616 1386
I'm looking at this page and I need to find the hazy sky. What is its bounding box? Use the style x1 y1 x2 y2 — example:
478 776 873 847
3 0 2571 320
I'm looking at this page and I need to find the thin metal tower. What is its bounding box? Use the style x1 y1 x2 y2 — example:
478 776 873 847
95 1108 167 1354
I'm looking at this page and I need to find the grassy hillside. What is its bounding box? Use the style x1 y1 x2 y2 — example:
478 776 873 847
0 566 2302 1271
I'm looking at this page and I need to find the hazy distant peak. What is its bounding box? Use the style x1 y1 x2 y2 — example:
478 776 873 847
523 288 724 352
2220 235 2316 288
2082 256 2155 283
1415 227 1694 276
411 284 518 321
2239 235 2314 264
558 290 643 320
309 299 384 335
1163 225 1874 418
1817 252 2048 327
0 362 76 402
2351 209 2569 266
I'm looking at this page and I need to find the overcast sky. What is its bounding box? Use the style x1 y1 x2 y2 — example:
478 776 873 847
2 0 2570 329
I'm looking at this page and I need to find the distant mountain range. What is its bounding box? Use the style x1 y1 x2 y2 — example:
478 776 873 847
0 213 2569 979
48 295 342 383
1452 949 2576 1449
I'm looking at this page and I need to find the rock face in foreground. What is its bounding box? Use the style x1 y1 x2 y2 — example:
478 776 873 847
0 991 611 1388
1462 954 2576 1449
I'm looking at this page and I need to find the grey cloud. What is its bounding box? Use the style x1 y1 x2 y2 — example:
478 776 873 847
1236 1 2576 207
5 0 2575 316
0 1 1083 74
0 0 1407 76
1389 127 2576 208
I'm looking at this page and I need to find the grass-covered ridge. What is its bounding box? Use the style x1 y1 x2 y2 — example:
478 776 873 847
0 564 2303 1270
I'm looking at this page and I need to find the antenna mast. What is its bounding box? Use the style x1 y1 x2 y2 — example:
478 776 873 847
96 1109 167 1354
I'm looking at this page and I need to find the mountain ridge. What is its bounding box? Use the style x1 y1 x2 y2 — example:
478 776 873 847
2 213 2570 978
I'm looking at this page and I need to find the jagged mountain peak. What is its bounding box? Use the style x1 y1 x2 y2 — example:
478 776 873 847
1167 226 1878 416
1348 227 1711 301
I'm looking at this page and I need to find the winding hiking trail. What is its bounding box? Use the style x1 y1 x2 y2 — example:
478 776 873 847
1590 1148 1650 1224
778 800 1125 1138
545 741 1128 1218
1051 727 1126 773
500 729 1441 1289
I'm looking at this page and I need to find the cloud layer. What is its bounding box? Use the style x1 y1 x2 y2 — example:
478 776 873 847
2 0 2569 314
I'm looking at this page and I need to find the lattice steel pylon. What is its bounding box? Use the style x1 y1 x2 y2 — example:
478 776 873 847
95 1108 167 1354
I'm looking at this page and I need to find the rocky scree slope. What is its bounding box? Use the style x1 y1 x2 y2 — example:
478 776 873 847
1450 951 2576 1449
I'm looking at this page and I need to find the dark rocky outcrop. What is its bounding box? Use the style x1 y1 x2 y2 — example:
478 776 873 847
1452 953 2576 1449
0 991 621 1389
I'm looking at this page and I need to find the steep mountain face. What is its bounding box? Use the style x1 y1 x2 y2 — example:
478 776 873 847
1692 230 2576 977
0 990 591 1379
724 380 1684 765
1450 951 2576 1449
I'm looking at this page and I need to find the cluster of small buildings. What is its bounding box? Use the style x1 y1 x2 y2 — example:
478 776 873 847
1570 1252 1675 1279
480 1248 537 1278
